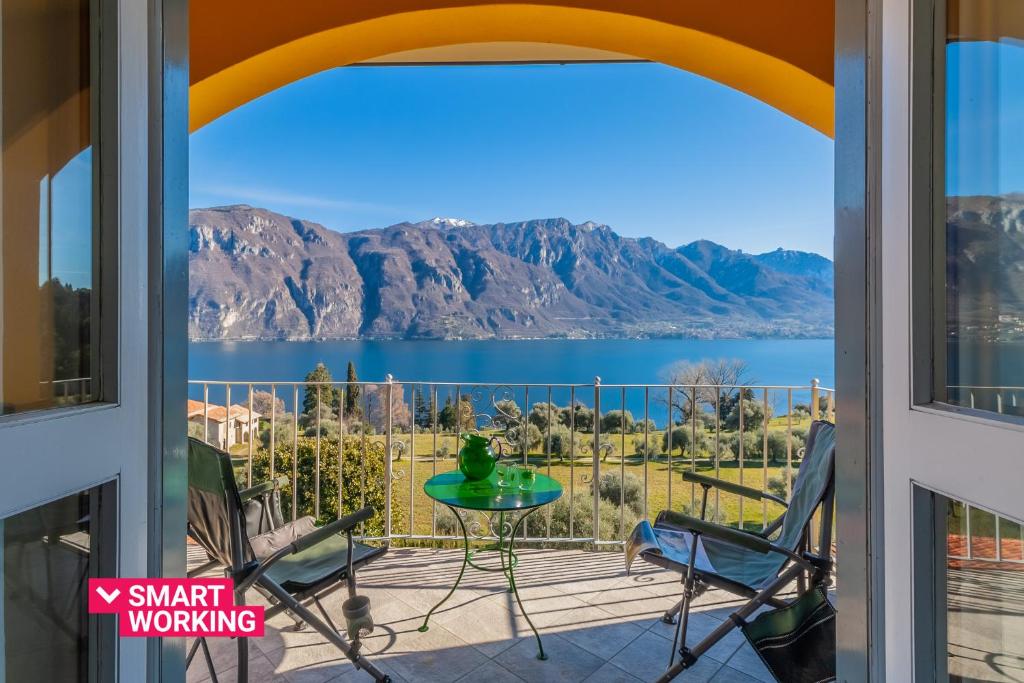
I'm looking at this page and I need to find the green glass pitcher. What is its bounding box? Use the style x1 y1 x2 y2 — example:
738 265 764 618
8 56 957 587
458 432 502 480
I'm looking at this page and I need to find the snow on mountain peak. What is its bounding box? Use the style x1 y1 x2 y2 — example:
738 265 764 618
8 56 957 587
425 217 476 229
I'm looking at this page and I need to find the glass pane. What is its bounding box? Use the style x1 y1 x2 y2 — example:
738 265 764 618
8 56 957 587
2 482 115 681
0 0 98 415
941 1 1024 416
946 500 1024 682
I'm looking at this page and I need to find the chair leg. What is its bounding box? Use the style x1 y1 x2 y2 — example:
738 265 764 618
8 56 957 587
661 583 706 624
235 587 249 682
656 563 808 683
253 583 305 630
661 598 682 624
259 579 391 682
668 533 702 669
200 639 219 683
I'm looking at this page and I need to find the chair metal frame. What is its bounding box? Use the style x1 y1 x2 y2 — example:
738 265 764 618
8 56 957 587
186 438 391 682
630 422 836 683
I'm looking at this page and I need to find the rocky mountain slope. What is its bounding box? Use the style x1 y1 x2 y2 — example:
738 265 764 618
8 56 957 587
946 194 1024 330
188 206 835 340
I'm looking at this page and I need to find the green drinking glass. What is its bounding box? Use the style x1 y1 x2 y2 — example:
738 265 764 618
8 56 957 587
496 462 519 489
518 465 538 491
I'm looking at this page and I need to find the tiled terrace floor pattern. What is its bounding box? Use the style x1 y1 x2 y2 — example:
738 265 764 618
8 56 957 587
187 547 778 683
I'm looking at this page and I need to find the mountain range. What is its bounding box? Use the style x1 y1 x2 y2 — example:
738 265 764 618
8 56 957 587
188 206 835 341
945 193 1024 332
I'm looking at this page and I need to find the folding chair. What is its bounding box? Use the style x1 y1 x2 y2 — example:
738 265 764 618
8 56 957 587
625 421 836 683
186 437 391 682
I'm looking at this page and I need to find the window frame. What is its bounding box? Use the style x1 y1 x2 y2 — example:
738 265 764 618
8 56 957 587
909 0 1024 428
0 0 119 425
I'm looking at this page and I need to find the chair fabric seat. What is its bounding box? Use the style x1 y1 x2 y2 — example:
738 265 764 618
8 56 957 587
264 530 385 592
644 521 788 590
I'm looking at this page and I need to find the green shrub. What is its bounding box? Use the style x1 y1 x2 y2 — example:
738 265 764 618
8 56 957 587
250 436 405 535
633 436 662 458
594 470 643 514
545 424 574 459
632 418 657 434
721 431 759 460
528 402 559 431
559 404 594 433
526 492 639 541
767 469 798 499
434 505 462 536
723 397 769 432
600 410 634 434
524 423 544 450
662 426 708 455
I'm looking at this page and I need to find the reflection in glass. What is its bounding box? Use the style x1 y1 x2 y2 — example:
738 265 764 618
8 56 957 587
942 1 1024 416
946 499 1024 682
0 0 97 415
2 483 115 681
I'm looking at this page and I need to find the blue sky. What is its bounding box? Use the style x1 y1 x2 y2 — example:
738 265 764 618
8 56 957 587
946 41 1024 196
189 63 838 255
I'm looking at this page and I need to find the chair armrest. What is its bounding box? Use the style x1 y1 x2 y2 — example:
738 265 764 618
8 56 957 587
681 471 787 507
658 511 771 554
236 506 376 593
239 475 290 503
292 506 374 554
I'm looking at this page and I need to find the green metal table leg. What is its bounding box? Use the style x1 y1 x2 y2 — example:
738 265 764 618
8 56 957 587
497 511 515 592
419 505 470 632
507 508 547 660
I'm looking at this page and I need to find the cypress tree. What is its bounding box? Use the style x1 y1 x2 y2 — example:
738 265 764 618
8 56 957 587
344 361 361 418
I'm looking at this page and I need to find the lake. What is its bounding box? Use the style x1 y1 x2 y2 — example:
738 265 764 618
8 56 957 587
189 338 835 419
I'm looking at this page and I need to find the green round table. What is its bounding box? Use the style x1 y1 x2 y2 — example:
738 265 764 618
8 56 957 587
418 469 563 659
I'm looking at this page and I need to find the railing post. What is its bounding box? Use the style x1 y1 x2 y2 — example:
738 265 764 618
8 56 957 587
292 384 299 521
385 374 394 540
203 383 210 444
270 385 276 479
738 385 744 527
810 378 820 421
225 384 231 451
593 376 601 544
247 384 254 486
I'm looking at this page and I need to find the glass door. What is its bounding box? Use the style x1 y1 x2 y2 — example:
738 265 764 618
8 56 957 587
0 0 152 678
905 0 1024 680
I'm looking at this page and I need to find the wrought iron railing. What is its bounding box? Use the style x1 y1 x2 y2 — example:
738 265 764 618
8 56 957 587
187 377 836 545
947 499 1024 565
947 385 1024 417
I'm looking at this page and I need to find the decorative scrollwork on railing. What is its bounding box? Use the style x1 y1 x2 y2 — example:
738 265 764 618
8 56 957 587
390 440 406 460
461 384 527 459
462 509 489 539
577 439 615 485
487 512 514 539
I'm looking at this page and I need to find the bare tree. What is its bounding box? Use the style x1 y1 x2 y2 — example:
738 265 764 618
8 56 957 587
251 390 286 419
364 383 412 432
659 359 754 420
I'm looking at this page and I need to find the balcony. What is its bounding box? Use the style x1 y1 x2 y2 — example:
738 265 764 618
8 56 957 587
185 378 837 681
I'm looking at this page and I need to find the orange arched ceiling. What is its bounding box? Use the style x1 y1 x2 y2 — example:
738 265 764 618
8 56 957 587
190 1 837 137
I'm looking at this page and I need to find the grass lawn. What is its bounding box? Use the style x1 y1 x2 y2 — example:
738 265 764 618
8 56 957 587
352 422 804 537
229 412 823 540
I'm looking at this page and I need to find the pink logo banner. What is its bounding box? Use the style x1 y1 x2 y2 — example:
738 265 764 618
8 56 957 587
88 578 264 638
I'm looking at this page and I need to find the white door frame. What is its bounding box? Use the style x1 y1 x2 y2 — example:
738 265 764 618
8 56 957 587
877 0 1024 678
